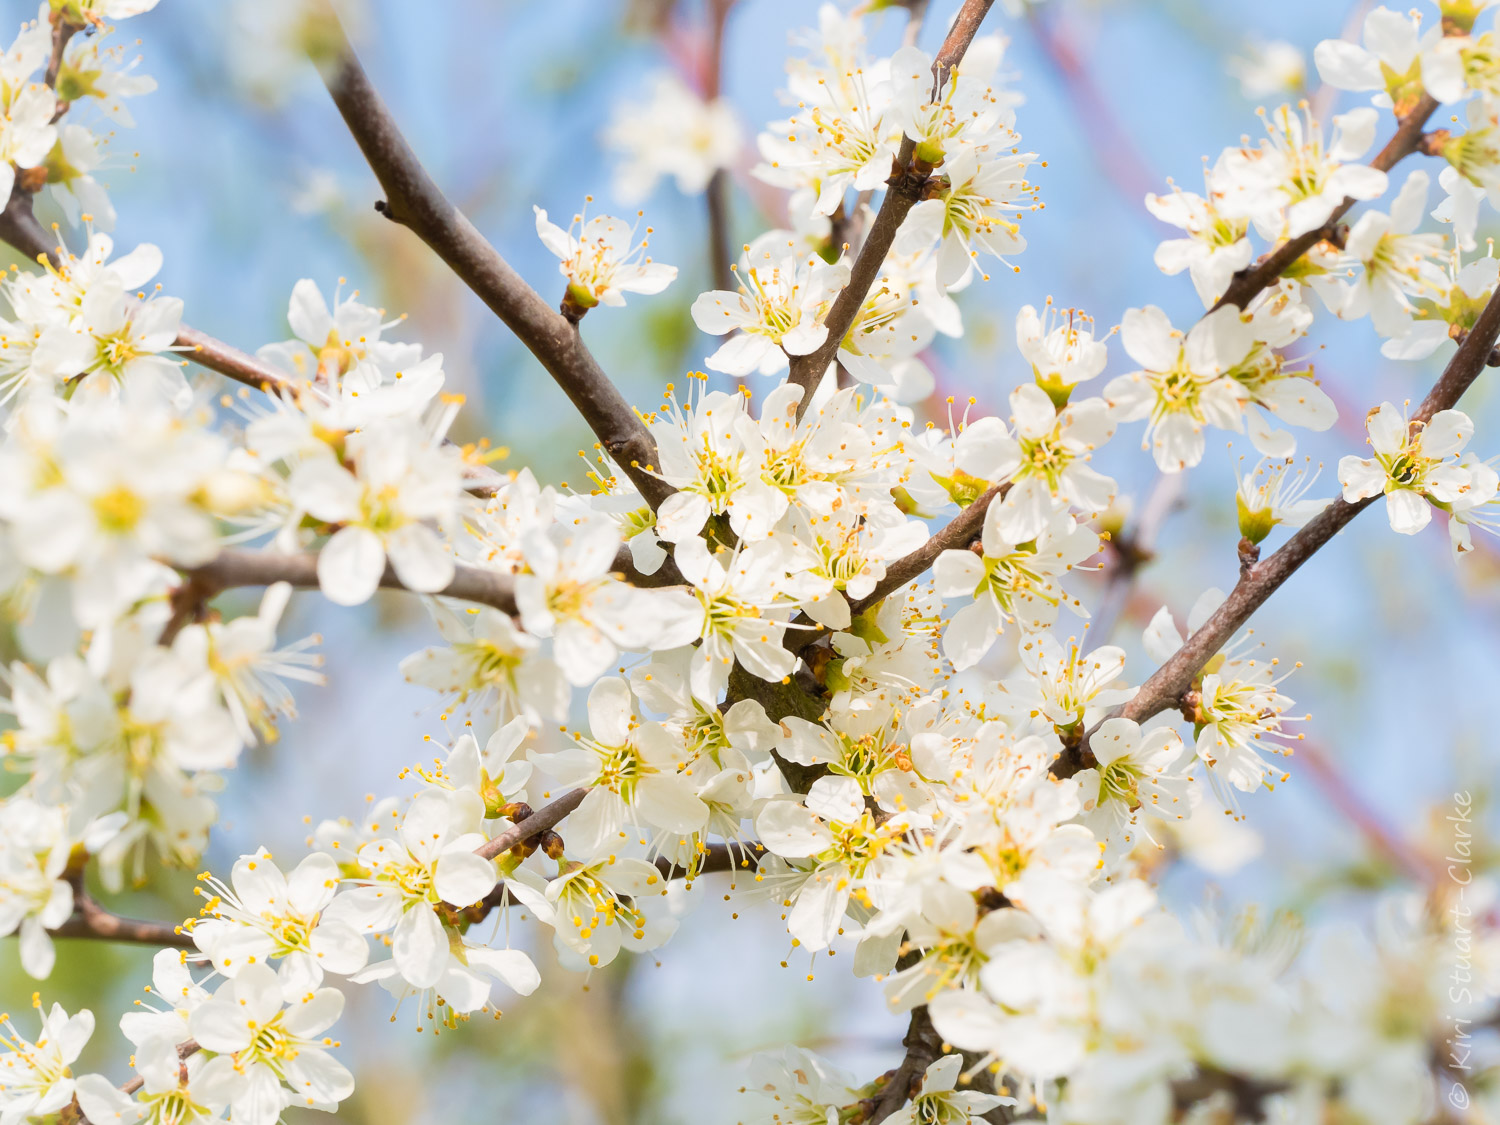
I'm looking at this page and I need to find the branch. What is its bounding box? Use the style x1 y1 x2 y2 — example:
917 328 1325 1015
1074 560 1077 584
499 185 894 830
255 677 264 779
0 181 55 261
900 0 932 48
783 482 1008 659
475 788 588 860
186 547 519 615
931 0 997 93
864 1006 945 1124
1171 1069 1289 1119
173 323 296 395
313 15 672 509
119 1040 200 1097
185 540 682 616
1062 284 1500 772
178 327 505 493
1297 742 1441 884
852 481 1006 618
1213 93 1440 311
706 169 735 293
703 0 736 292
44 12 80 94
49 887 191 950
654 840 759 879
786 0 997 418
172 327 505 495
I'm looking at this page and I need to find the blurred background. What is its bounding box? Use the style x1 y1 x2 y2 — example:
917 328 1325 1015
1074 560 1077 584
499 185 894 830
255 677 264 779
6 0 1498 1120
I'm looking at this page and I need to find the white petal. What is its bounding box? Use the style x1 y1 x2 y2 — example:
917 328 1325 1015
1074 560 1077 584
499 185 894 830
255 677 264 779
433 851 497 908
392 905 449 989
317 526 386 606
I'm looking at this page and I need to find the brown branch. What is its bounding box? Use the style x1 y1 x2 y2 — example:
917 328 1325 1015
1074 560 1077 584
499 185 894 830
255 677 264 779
44 12 80 93
1213 93 1441 311
851 482 1007 618
706 169 735 293
783 482 1008 658
1172 1069 1289 1120
787 149 922 417
174 324 296 396
0 181 55 261
900 0 933 48
313 14 672 509
786 0 997 419
703 0 736 291
653 840 760 879
1059 284 1500 774
186 547 520 616
178 327 506 493
456 839 761 931
475 788 588 860
171 327 506 495
1297 741 1441 884
865 1006 945 1124
157 571 220 646
186 541 681 614
49 887 192 950
119 1040 200 1097
931 0 996 95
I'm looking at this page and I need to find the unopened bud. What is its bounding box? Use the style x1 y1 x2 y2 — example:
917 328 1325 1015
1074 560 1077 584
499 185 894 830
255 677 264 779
538 830 567 861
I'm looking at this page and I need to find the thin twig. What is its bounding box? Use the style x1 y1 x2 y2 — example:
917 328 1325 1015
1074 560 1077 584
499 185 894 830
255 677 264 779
314 12 672 508
187 548 520 616
180 324 505 495
931 0 996 94
0 193 291 398
44 13 80 94
475 788 588 860
703 0 736 291
49 884 192 950
901 0 932 48
186 542 680 613
851 482 1006 617
706 169 735 292
119 1041 200 1097
174 324 297 396
786 0 997 419
787 482 1008 657
1296 742 1440 884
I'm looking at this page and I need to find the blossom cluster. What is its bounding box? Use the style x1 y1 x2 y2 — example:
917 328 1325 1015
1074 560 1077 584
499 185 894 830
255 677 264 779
0 2 1495 1124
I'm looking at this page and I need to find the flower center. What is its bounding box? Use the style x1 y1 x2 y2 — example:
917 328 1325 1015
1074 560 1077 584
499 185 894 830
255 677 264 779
93 485 144 533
